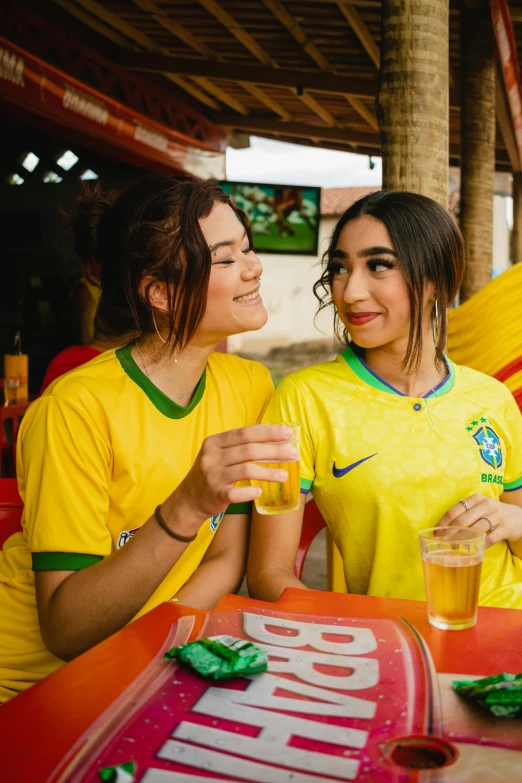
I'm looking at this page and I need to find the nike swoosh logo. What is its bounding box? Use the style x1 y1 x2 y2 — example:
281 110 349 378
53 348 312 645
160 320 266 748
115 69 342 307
332 453 377 478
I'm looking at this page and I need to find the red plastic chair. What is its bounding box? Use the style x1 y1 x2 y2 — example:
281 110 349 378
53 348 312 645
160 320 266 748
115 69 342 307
294 499 325 579
0 478 23 547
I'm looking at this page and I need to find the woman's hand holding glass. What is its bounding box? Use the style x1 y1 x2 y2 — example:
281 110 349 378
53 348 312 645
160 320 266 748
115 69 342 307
164 424 297 528
437 493 522 548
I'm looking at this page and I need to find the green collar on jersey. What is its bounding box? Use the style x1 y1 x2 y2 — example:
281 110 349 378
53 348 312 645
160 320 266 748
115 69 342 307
341 343 455 398
116 342 206 419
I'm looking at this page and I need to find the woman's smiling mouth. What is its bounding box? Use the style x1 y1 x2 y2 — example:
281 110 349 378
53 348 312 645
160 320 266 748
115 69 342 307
346 312 380 325
234 287 261 304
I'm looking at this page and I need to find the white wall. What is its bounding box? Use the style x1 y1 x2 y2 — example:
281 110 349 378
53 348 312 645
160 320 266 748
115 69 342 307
492 193 511 277
228 217 337 355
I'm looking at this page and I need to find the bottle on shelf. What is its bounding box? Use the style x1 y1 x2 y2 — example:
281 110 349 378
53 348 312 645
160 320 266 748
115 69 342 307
3 330 28 405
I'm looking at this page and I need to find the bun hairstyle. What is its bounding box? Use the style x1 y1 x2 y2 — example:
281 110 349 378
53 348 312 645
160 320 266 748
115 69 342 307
314 190 466 373
70 174 251 352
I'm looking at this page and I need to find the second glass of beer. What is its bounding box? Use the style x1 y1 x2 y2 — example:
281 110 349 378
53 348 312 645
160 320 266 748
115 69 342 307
252 422 300 515
419 526 486 630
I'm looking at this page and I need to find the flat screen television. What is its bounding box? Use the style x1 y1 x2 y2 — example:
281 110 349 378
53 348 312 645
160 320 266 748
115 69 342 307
219 181 320 256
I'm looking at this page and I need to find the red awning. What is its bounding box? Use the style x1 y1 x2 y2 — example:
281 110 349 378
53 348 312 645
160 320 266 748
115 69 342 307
0 37 226 179
490 0 522 164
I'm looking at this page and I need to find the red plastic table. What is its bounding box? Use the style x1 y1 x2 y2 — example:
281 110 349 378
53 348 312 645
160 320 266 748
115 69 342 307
0 589 521 781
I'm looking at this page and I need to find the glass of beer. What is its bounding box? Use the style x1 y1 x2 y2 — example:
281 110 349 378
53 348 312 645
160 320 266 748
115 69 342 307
252 422 300 515
419 527 486 630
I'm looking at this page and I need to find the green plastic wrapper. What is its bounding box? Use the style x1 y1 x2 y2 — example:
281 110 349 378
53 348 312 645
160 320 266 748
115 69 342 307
98 761 136 782
165 634 268 680
453 673 522 718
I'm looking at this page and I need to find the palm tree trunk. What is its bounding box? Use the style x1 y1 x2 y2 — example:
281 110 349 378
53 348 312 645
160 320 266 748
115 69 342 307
459 2 495 301
377 0 449 206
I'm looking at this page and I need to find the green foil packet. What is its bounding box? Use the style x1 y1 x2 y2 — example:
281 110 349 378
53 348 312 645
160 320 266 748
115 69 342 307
453 673 522 718
98 761 136 782
165 634 268 680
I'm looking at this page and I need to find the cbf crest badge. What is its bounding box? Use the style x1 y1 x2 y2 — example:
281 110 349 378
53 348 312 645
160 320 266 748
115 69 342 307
210 511 225 532
468 417 503 470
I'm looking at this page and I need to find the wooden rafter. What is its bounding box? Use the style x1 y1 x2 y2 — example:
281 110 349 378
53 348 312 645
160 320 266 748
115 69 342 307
240 83 291 120
344 96 379 131
123 53 380 97
262 0 378 131
262 0 330 70
53 0 132 48
299 92 341 127
196 0 338 126
130 0 247 114
59 0 221 110
216 114 466 159
190 77 247 114
337 2 380 68
216 114 381 146
196 0 276 67
132 0 289 119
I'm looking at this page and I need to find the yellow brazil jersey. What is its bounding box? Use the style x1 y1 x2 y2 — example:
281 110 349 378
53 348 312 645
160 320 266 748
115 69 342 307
264 344 522 608
0 344 273 702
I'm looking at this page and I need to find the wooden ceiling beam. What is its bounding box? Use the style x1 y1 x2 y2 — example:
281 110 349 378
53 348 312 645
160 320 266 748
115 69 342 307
216 115 476 162
299 92 341 126
64 0 222 109
196 0 277 67
123 52 379 96
262 0 378 130
196 0 337 126
132 0 289 118
130 0 247 113
191 77 248 114
240 82 291 120
131 0 212 57
337 2 380 68
214 113 381 146
53 0 132 48
262 0 331 71
344 95 379 131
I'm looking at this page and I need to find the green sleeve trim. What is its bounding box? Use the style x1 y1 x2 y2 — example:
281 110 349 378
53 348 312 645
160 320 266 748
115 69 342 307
300 477 313 493
503 476 522 492
32 552 104 571
224 501 252 515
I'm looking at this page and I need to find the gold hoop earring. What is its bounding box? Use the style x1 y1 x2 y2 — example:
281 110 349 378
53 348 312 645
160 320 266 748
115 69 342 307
432 299 440 346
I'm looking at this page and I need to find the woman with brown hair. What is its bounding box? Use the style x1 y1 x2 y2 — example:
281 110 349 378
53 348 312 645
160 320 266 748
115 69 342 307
248 190 522 608
0 175 295 702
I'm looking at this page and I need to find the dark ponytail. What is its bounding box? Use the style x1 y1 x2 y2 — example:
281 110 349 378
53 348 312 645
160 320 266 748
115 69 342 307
70 180 117 287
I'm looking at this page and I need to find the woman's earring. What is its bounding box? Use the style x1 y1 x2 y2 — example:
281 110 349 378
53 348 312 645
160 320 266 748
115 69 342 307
152 310 178 363
152 311 167 344
432 299 440 346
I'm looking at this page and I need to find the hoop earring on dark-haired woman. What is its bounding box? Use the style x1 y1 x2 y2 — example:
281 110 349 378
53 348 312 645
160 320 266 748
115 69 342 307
432 299 440 346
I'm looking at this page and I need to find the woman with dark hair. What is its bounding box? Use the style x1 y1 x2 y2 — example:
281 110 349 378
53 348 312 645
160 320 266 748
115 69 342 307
248 190 522 608
0 175 296 703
